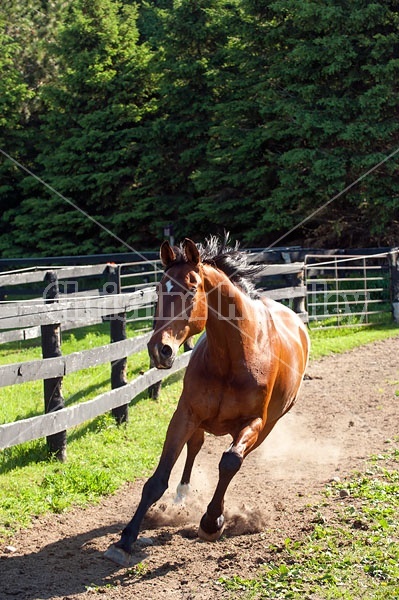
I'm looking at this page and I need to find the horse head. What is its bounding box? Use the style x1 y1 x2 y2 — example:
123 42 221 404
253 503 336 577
147 238 208 369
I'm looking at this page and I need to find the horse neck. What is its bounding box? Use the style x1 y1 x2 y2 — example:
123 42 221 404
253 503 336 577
202 264 255 370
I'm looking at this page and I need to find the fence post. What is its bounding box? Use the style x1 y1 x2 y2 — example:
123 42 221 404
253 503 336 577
41 270 67 461
148 354 161 400
293 269 307 317
389 249 399 323
282 253 308 322
107 265 129 424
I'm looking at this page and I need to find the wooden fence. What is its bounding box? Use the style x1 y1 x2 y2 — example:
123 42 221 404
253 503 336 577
1 247 398 460
0 261 162 459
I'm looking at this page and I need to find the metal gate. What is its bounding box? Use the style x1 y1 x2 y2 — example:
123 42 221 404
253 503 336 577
304 253 391 328
108 259 162 331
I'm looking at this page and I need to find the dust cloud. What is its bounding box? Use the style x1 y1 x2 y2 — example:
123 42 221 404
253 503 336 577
142 407 344 536
252 410 342 482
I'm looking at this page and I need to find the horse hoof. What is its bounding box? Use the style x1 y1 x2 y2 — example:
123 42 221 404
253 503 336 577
104 545 133 567
198 522 225 541
198 514 225 541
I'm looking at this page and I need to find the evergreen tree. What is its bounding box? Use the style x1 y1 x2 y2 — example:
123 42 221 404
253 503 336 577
2 0 156 256
195 0 399 247
2 0 399 256
0 23 33 215
193 0 275 245
0 1 66 257
136 0 240 243
253 0 399 246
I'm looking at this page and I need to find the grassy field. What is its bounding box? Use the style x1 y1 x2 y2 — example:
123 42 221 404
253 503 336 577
1 317 398 576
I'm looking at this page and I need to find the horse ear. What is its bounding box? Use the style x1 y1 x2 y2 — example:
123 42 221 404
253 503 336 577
183 238 200 265
160 240 176 267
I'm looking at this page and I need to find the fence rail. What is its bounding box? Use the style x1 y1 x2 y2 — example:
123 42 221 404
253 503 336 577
0 333 152 387
0 352 191 450
0 288 157 329
0 264 109 287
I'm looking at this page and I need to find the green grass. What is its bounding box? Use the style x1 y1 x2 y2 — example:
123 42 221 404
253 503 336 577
0 319 398 543
219 445 399 599
309 316 399 360
0 321 150 424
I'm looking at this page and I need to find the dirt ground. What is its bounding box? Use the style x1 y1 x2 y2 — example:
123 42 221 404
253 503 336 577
1 337 398 600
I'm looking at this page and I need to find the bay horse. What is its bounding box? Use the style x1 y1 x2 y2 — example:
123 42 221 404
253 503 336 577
105 236 310 566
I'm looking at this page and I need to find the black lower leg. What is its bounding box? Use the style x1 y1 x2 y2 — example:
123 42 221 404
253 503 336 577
116 468 170 553
200 450 243 535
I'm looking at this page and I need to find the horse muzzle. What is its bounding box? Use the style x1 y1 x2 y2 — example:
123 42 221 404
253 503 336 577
148 341 176 369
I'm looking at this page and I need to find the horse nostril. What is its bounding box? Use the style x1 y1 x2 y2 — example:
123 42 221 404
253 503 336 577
160 344 173 359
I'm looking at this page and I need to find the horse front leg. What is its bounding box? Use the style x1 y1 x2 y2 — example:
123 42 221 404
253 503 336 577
198 417 264 542
175 428 205 503
105 409 198 566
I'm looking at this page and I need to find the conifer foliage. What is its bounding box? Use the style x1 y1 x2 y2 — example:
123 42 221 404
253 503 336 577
0 0 398 256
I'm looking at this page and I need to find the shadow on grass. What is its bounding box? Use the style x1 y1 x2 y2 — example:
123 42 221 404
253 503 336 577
63 376 110 406
0 441 49 474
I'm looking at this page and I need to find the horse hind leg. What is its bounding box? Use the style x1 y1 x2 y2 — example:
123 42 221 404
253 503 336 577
175 428 204 503
198 448 242 541
198 417 263 542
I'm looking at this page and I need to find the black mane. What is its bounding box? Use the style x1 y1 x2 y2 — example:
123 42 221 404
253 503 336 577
169 234 262 299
